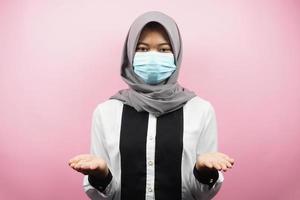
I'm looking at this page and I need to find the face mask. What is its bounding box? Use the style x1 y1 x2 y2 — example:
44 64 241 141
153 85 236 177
133 51 177 85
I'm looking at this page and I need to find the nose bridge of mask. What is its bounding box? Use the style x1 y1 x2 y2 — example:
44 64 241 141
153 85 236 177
133 51 175 67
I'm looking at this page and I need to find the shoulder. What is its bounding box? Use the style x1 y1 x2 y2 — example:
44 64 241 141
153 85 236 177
184 96 217 126
92 99 124 116
185 96 215 113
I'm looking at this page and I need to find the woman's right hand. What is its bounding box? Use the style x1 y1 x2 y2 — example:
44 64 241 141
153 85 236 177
68 154 109 179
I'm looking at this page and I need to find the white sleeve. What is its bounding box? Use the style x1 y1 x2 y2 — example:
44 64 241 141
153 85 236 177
189 103 224 200
82 105 118 200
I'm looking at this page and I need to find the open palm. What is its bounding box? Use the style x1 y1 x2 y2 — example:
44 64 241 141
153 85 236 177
68 154 109 178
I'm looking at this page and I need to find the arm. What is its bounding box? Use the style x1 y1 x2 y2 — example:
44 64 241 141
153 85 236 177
83 106 118 200
190 103 224 200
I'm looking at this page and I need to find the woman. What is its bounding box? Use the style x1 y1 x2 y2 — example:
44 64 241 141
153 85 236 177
68 11 234 200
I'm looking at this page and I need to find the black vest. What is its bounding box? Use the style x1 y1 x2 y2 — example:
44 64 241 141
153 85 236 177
119 104 184 200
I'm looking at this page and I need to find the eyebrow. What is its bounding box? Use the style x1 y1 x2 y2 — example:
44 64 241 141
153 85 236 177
137 42 171 46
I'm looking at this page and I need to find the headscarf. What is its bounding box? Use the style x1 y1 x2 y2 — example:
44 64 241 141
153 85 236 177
110 11 197 117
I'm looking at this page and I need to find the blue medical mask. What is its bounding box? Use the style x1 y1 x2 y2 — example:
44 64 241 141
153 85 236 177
133 51 177 85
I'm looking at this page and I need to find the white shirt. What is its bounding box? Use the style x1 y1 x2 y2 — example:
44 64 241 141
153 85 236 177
83 96 224 200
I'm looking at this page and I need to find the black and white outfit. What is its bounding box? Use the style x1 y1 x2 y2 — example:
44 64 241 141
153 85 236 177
83 97 223 200
82 11 224 200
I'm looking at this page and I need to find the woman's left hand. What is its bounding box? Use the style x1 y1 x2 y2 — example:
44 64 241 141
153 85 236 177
196 152 234 172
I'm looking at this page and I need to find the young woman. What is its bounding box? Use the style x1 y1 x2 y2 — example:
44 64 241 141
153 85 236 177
68 11 234 200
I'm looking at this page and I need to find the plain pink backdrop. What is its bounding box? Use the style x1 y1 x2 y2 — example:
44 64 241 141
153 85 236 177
1 0 299 199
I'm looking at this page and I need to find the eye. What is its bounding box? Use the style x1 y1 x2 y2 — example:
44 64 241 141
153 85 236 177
159 48 172 53
136 46 148 52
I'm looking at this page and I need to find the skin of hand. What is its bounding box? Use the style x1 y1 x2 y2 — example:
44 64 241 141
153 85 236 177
68 154 109 179
196 152 235 172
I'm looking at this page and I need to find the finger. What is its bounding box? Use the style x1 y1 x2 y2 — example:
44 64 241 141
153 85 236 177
69 155 85 163
217 152 229 157
77 160 98 170
197 157 214 169
225 156 234 164
202 161 213 169
219 162 228 172
79 162 93 170
212 162 222 170
69 156 85 165
71 161 83 169
219 153 235 164
74 160 87 170
69 154 92 164
70 162 77 168
218 153 233 161
89 163 99 170
217 157 233 169
224 159 233 168
223 158 235 170
72 157 94 168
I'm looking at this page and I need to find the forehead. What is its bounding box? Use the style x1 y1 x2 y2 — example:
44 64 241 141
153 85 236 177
138 22 171 43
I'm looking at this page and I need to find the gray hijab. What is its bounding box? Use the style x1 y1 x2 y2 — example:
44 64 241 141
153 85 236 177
110 11 196 117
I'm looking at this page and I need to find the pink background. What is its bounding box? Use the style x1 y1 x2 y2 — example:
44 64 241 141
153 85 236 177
1 0 299 199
